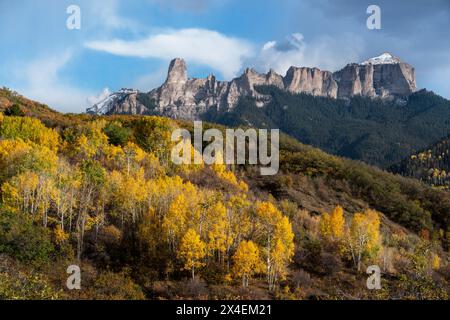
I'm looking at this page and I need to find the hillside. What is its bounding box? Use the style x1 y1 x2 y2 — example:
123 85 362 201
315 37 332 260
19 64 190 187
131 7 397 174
391 135 450 188
0 87 90 128
0 90 448 300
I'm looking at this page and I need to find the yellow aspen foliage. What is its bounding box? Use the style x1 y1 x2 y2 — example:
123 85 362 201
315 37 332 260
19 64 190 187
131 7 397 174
178 228 206 279
0 139 58 178
0 139 32 175
269 239 291 286
109 169 148 224
27 144 59 175
255 201 295 290
54 163 81 232
256 201 283 228
0 116 59 152
159 178 203 242
320 206 345 241
211 150 247 191
3 171 58 226
75 134 97 159
224 194 252 259
123 142 146 174
319 212 332 239
1 172 39 213
104 144 126 169
330 206 345 239
173 140 204 175
72 121 109 160
146 175 192 220
431 253 441 270
232 240 263 287
54 225 69 244
274 216 295 257
163 194 189 249
270 218 295 288
207 202 231 263
347 209 381 271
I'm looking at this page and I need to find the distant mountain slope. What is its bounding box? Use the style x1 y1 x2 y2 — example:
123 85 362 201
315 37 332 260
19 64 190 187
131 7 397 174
391 135 450 188
204 87 450 168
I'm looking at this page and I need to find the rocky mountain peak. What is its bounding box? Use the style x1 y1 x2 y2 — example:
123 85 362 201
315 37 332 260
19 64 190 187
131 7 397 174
166 58 188 84
361 52 402 65
335 53 416 98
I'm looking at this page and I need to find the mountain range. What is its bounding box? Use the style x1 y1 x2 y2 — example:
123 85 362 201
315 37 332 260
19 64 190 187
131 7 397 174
87 52 416 119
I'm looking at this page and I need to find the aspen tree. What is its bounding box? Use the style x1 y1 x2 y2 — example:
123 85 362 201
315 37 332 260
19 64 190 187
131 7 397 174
232 240 262 288
179 229 206 279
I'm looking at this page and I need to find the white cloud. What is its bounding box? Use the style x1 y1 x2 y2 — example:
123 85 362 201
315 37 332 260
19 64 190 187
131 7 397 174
85 28 255 79
255 33 365 75
87 88 111 106
12 51 94 113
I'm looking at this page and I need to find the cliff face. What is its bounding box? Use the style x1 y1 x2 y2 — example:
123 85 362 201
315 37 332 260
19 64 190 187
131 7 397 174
148 62 285 117
87 53 417 119
334 60 416 99
284 67 338 98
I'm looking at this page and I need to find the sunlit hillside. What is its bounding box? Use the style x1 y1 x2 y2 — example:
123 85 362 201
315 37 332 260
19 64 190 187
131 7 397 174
0 88 448 300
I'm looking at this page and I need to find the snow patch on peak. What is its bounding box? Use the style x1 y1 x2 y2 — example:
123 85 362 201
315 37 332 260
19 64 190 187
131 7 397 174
87 88 111 106
361 52 401 65
86 88 139 115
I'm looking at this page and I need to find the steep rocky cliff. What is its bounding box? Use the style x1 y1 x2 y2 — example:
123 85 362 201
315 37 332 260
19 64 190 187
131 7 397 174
334 53 416 99
87 53 416 119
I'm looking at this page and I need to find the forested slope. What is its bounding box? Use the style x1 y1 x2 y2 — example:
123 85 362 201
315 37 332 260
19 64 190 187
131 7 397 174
204 87 450 168
391 135 450 189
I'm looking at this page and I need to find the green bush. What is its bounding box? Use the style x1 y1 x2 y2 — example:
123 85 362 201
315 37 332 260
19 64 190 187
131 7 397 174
104 121 132 146
0 209 54 266
4 104 25 117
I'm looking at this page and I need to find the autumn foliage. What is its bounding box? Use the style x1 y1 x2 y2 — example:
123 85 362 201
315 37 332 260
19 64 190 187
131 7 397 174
0 102 447 299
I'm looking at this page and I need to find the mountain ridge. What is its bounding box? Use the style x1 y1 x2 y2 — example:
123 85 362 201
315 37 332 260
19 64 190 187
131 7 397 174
87 53 417 118
207 87 450 168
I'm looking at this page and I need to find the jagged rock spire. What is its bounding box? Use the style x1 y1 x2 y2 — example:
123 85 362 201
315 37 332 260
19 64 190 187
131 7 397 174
166 58 188 84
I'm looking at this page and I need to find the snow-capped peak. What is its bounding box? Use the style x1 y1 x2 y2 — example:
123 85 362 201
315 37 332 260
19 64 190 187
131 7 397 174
361 52 401 65
86 88 139 115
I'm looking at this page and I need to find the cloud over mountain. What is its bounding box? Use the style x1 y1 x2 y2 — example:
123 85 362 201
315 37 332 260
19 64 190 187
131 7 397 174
85 28 254 79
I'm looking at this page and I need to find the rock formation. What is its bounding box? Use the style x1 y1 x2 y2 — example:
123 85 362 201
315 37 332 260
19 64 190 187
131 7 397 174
87 53 417 120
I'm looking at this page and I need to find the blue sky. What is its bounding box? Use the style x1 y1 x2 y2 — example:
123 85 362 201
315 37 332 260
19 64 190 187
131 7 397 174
1 0 449 113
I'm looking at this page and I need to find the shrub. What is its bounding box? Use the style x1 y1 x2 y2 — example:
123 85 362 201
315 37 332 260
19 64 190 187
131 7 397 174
4 104 25 117
104 121 132 146
87 271 145 300
0 210 54 266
